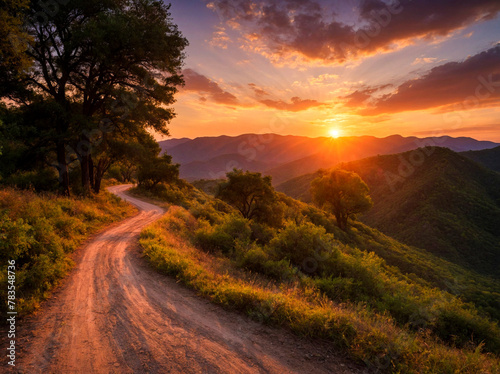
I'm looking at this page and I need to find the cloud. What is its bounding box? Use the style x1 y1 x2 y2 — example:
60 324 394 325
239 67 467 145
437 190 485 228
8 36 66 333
308 73 339 86
182 69 239 105
358 45 500 115
411 57 437 65
341 84 393 107
207 0 500 65
248 83 269 96
260 96 325 111
209 26 231 49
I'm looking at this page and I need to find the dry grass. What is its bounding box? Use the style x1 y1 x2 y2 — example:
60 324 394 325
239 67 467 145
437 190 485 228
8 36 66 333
140 207 500 374
0 187 136 315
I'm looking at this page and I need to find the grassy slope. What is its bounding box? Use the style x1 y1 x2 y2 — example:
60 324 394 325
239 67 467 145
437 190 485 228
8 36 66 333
276 147 500 320
134 184 499 373
276 147 500 277
0 188 136 315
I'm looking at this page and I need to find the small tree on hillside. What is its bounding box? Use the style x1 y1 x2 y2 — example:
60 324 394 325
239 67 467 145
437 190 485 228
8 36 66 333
217 169 281 224
311 169 373 230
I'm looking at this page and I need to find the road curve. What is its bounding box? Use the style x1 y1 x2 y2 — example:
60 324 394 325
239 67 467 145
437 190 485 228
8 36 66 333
8 185 361 374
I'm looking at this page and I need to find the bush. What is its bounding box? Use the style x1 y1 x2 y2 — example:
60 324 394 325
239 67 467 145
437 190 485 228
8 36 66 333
268 221 338 275
314 276 362 302
0 188 134 315
4 168 59 191
194 215 252 255
249 221 276 245
433 302 500 353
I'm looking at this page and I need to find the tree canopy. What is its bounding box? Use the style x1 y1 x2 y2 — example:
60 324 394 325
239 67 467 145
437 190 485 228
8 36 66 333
217 169 282 225
311 169 373 230
0 0 188 195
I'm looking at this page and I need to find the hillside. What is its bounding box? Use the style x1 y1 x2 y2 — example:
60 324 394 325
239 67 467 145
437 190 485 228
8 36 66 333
276 147 500 278
0 188 135 315
461 145 500 173
133 181 500 372
159 134 499 183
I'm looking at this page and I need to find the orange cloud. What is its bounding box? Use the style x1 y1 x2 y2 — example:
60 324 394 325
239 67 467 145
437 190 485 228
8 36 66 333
182 69 239 105
358 45 500 115
207 0 500 65
248 83 269 97
260 96 326 112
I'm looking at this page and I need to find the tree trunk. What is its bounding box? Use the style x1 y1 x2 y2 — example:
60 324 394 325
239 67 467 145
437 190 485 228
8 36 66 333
80 153 91 195
78 134 92 195
89 155 94 189
92 158 111 194
93 174 102 194
335 212 347 231
56 141 70 196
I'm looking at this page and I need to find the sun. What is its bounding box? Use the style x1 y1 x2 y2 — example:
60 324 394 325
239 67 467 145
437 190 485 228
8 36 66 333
329 128 341 138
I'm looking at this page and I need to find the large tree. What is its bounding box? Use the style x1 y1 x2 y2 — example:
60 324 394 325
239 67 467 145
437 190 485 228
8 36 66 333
216 169 279 222
1 0 187 195
311 169 373 230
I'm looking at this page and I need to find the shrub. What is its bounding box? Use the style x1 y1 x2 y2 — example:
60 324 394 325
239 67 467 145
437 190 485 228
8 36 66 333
0 188 134 315
268 221 338 275
194 215 252 255
314 276 362 302
4 168 59 191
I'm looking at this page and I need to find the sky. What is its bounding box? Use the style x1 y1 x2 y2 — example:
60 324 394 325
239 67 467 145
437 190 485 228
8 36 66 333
161 0 500 141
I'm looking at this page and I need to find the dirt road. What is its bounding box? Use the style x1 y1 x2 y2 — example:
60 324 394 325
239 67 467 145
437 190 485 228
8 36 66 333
6 185 362 374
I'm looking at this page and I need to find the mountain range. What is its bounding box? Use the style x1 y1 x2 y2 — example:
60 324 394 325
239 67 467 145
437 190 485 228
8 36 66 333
160 134 499 184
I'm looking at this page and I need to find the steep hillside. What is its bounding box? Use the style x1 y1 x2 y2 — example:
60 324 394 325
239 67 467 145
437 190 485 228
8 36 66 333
461 145 500 173
277 147 500 278
160 134 498 182
134 182 500 372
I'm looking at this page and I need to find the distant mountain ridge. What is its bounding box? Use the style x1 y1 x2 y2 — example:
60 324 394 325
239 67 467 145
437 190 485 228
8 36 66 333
159 134 499 182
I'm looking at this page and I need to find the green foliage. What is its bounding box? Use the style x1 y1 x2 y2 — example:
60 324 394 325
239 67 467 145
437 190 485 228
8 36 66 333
139 204 500 373
137 154 180 189
280 148 500 278
194 215 252 254
0 187 134 315
268 221 337 275
134 182 500 360
217 169 283 226
4 168 59 192
0 0 32 95
1 0 188 195
311 169 373 230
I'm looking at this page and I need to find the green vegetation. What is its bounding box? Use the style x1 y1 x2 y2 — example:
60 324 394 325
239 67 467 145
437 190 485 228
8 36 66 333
277 147 500 278
0 0 187 196
276 147 500 321
461 146 500 173
135 175 500 373
0 188 135 315
311 169 373 230
216 169 284 225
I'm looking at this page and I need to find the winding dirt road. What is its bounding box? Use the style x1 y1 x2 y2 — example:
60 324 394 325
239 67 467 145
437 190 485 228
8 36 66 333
5 185 362 374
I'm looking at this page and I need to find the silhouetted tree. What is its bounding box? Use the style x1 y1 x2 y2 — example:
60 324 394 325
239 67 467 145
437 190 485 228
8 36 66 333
311 169 373 230
1 0 188 195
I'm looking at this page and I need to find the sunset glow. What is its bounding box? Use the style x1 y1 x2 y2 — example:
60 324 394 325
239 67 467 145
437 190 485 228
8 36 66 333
329 129 341 139
163 0 500 142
